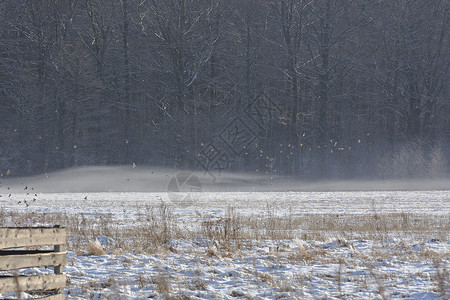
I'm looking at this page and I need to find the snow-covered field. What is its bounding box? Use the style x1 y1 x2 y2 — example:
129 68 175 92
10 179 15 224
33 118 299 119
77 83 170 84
0 169 449 299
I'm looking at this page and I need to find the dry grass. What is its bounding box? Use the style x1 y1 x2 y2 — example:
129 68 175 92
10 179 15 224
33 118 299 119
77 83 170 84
433 259 449 299
1 204 448 255
87 239 106 256
1 203 448 299
151 265 173 298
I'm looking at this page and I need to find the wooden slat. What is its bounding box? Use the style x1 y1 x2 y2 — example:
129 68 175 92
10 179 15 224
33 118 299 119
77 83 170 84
0 274 66 293
0 228 66 249
0 252 66 271
38 293 66 300
1 293 66 300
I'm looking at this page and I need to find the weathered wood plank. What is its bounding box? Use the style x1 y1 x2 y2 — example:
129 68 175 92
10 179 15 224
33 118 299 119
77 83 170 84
2 293 66 300
37 293 66 300
0 228 66 249
0 252 66 271
0 274 66 293
0 293 66 300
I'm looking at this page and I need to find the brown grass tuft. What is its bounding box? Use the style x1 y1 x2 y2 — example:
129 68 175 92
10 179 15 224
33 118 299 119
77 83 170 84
87 239 106 256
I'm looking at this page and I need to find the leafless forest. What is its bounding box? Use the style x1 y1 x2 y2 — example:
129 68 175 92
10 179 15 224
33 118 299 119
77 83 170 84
0 0 448 178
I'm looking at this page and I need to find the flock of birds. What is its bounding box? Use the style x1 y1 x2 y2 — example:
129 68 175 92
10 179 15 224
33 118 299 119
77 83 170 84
0 180 94 207
0 182 38 207
0 166 175 207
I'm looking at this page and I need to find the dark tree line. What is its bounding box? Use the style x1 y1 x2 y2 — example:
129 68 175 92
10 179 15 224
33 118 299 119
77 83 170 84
0 0 448 179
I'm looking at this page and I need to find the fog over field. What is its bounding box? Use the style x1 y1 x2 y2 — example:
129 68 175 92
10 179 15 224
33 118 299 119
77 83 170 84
2 166 450 193
1 166 449 299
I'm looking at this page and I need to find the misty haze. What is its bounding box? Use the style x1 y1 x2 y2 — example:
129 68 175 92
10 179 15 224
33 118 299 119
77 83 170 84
0 0 449 299
2 166 450 193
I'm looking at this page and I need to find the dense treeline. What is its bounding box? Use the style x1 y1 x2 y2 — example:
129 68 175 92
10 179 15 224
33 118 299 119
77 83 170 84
0 0 448 179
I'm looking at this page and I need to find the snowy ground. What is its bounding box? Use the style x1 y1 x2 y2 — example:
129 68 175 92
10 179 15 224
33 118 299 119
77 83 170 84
0 189 448 299
0 169 449 299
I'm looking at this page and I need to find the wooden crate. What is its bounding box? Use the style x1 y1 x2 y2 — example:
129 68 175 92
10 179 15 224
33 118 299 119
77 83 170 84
0 226 66 300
